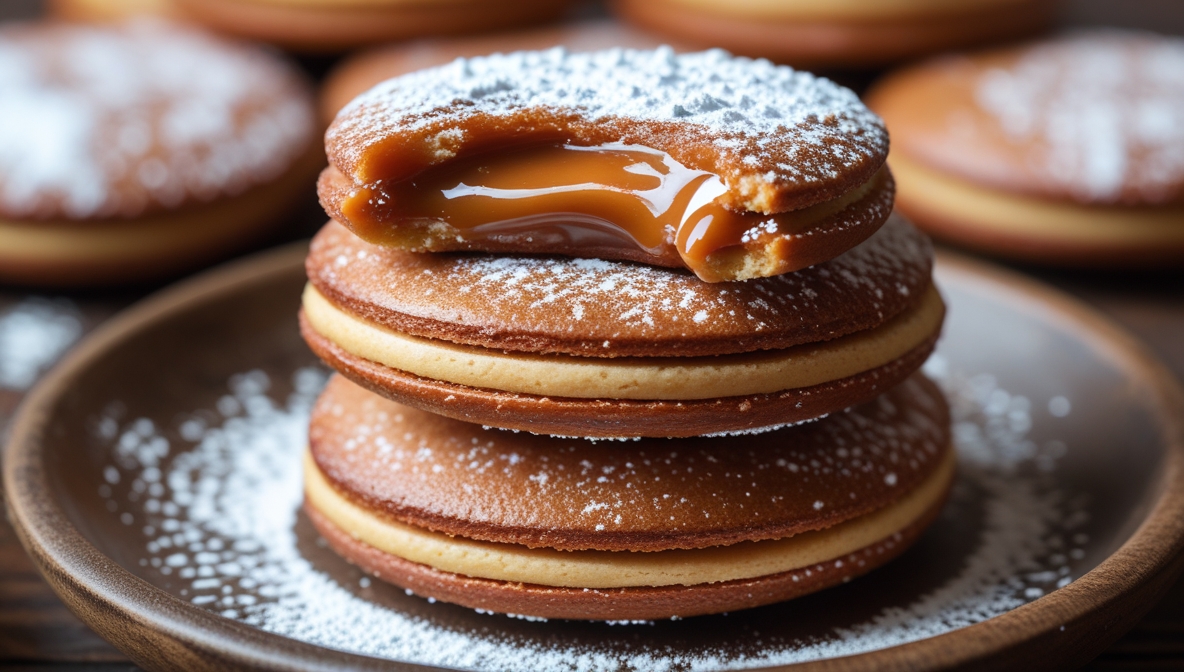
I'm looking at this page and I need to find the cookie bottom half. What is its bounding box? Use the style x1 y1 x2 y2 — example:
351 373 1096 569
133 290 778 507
0 146 322 287
304 448 954 620
175 0 569 52
301 311 940 438
613 0 1054 68
891 153 1184 268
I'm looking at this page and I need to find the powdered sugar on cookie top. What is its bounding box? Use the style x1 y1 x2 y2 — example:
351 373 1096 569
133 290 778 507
0 21 316 219
975 31 1184 204
328 48 888 213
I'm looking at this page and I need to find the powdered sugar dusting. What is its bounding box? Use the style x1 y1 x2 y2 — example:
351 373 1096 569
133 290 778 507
975 31 1184 204
329 48 886 207
92 358 1095 670
310 214 931 356
0 21 315 219
0 297 82 390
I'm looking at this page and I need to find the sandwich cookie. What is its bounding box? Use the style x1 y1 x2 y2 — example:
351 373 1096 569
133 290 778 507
867 31 1184 267
320 22 669 125
174 0 572 54
611 0 1056 69
0 21 320 286
305 373 954 620
301 213 943 439
321 48 894 283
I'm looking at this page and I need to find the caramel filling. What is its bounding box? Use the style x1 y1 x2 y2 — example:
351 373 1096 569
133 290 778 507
341 143 878 278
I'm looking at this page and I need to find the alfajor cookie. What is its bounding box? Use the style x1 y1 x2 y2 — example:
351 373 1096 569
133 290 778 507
0 21 320 287
320 22 669 126
611 0 1056 69
305 373 954 621
867 31 1184 267
301 213 943 439
320 48 894 283
173 0 571 54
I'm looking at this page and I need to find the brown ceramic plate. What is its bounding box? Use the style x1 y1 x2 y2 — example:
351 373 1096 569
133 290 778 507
5 243 1184 671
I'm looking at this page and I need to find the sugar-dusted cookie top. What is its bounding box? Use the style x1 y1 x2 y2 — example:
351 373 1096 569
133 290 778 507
326 47 888 215
306 213 933 358
870 31 1184 205
0 21 317 220
310 373 951 552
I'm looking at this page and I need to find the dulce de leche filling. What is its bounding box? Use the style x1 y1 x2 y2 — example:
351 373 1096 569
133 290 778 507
339 143 881 281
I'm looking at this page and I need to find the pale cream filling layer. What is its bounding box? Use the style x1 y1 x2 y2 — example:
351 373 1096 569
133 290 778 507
653 0 1024 20
305 447 954 588
892 153 1184 247
302 283 943 401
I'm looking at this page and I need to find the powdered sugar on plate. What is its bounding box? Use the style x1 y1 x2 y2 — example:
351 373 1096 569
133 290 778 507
975 31 1184 204
93 355 1094 670
0 297 82 390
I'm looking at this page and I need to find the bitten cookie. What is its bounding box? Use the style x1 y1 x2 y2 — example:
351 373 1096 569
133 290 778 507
867 31 1184 267
611 0 1056 69
174 0 572 53
320 48 894 283
305 373 954 621
0 21 320 286
301 213 943 438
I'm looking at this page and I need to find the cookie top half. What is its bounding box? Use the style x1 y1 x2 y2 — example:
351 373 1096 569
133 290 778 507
307 212 933 358
869 31 1184 206
326 47 888 215
0 20 317 221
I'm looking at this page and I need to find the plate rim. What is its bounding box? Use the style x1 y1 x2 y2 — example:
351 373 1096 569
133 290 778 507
4 244 1184 672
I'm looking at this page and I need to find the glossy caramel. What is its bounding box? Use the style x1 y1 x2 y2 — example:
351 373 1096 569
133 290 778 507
340 143 875 279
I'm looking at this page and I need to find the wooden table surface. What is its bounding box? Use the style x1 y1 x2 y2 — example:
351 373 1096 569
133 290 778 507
1 0 1182 669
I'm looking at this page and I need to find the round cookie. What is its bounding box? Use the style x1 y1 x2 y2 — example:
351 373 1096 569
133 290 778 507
611 0 1056 69
173 0 572 54
322 48 894 282
0 21 320 287
48 0 174 21
867 31 1184 267
320 21 670 125
305 373 954 620
300 213 944 438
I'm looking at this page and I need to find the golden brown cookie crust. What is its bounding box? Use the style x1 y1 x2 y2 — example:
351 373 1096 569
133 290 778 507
308 374 951 552
304 214 934 359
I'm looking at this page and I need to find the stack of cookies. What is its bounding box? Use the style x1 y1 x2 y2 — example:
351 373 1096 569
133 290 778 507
300 48 954 620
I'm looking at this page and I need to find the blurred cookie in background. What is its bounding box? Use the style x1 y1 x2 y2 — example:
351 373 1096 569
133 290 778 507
0 21 321 287
173 0 574 54
867 31 1184 267
611 0 1057 69
320 21 667 124
48 0 175 22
